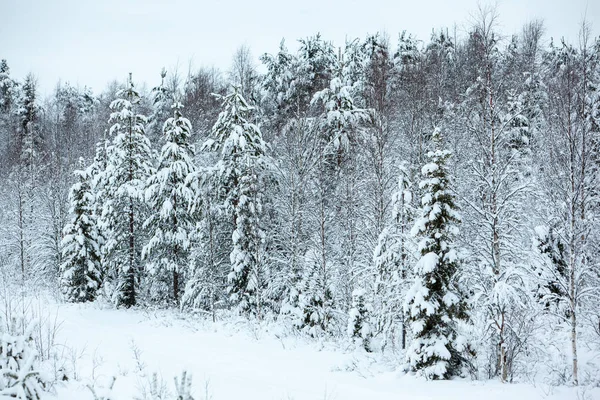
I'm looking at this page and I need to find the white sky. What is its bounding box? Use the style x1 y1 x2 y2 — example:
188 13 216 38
1 0 598 96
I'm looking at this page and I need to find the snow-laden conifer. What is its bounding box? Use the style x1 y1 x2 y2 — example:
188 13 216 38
348 288 373 351
405 129 469 380
203 86 269 315
143 102 196 305
101 74 154 307
60 158 103 302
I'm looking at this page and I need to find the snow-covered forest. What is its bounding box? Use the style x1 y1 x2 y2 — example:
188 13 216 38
1 6 600 400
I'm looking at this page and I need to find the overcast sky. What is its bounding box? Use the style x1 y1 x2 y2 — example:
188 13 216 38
1 0 598 96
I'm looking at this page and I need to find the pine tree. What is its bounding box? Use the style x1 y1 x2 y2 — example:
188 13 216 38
405 129 469 380
203 86 269 315
143 102 196 305
102 74 154 307
60 159 103 302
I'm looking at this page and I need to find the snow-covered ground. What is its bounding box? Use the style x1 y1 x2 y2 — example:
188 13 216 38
35 301 595 400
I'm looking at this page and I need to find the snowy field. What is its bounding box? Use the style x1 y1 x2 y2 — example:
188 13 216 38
30 300 592 400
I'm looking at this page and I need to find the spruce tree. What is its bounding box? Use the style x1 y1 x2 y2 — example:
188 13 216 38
532 225 569 314
143 102 196 305
60 159 103 302
203 86 268 315
405 129 469 380
17 73 40 171
347 288 373 351
87 135 110 275
0 59 17 166
102 74 154 307
147 68 172 146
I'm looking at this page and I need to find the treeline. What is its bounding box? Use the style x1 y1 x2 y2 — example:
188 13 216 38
1 9 599 384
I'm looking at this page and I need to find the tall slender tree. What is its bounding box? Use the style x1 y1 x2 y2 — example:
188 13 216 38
102 74 154 307
405 129 469 380
203 86 269 315
60 159 103 302
143 101 197 305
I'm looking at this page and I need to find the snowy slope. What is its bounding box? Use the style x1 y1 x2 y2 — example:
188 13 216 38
47 303 594 400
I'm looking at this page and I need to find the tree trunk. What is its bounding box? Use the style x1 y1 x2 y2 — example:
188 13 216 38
173 269 179 305
570 299 578 385
126 197 136 307
500 311 507 382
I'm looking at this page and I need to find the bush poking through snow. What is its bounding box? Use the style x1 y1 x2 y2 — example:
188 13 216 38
88 376 116 400
173 370 194 400
135 371 195 400
0 318 46 399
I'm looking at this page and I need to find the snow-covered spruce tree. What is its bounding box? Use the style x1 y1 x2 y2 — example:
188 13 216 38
102 74 154 307
143 102 196 305
60 158 103 302
203 86 269 316
348 288 373 351
146 68 172 146
532 225 569 316
85 134 110 276
0 318 45 399
17 73 43 174
405 129 469 380
0 59 18 167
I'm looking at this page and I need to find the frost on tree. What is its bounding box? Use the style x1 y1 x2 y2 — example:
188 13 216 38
405 129 470 380
101 74 154 308
182 190 228 321
143 101 196 305
298 56 368 334
203 86 269 316
532 36 600 385
373 165 413 351
60 159 103 302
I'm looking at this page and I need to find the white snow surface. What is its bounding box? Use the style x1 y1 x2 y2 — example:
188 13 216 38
43 302 592 400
